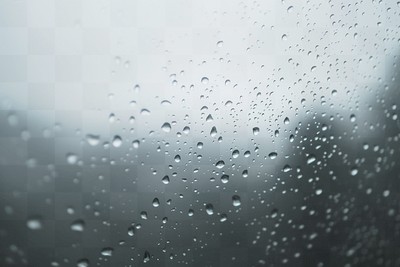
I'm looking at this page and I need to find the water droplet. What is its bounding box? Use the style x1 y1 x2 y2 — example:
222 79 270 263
197 142 203 149
268 152 277 159
281 34 288 41
216 160 225 169
100 247 113 257
253 127 260 135
232 150 240 158
162 175 170 184
152 198 160 207
221 174 229 183
383 190 390 197
66 153 78 165
161 122 171 133
232 195 241 207
205 204 214 215
140 109 150 115
128 226 135 236
210 126 218 137
282 165 292 172
284 117 290 124
143 251 151 263
201 77 209 84
77 259 90 267
182 126 190 134
206 114 214 122
307 155 316 165
132 139 140 148
315 189 323 195
287 6 294 13
71 219 85 232
220 214 227 222
188 209 194 217
27 217 42 230
216 41 224 47
112 135 122 147
350 167 358 176
86 134 100 146
174 155 181 162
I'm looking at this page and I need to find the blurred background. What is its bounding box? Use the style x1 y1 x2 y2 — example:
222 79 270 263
0 0 400 266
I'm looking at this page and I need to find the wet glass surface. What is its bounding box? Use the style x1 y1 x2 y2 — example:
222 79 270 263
0 0 400 266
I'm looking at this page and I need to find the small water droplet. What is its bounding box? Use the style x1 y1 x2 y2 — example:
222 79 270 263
152 198 160 207
268 152 277 159
100 247 113 257
132 139 140 148
221 174 229 183
307 155 316 165
161 122 171 133
27 217 42 230
66 153 78 165
162 175 170 184
232 195 241 207
112 135 122 147
350 167 358 176
71 219 85 232
86 134 100 146
210 126 218 137
216 160 225 169
205 204 214 215
253 127 260 135
201 77 209 84
216 41 224 47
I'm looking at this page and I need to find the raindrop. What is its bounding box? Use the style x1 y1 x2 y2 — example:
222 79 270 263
307 155 316 165
162 175 170 184
282 165 292 172
86 134 100 146
232 195 241 207
216 160 225 169
77 259 90 267
132 139 140 148
216 41 224 47
205 204 214 215
66 153 78 165
253 127 260 135
268 152 277 159
161 122 171 133
210 126 218 137
100 247 113 257
71 219 85 232
350 167 358 176
232 150 240 158
112 135 122 147
27 217 42 230
152 198 160 207
140 109 151 115
221 174 229 183
201 77 209 84
143 251 151 263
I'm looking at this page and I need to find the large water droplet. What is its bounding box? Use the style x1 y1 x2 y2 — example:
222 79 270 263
86 134 100 146
232 195 241 207
27 217 42 230
221 174 229 184
71 219 85 232
205 204 214 215
112 135 122 147
161 122 171 133
152 198 160 207
216 160 225 169
101 247 114 257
